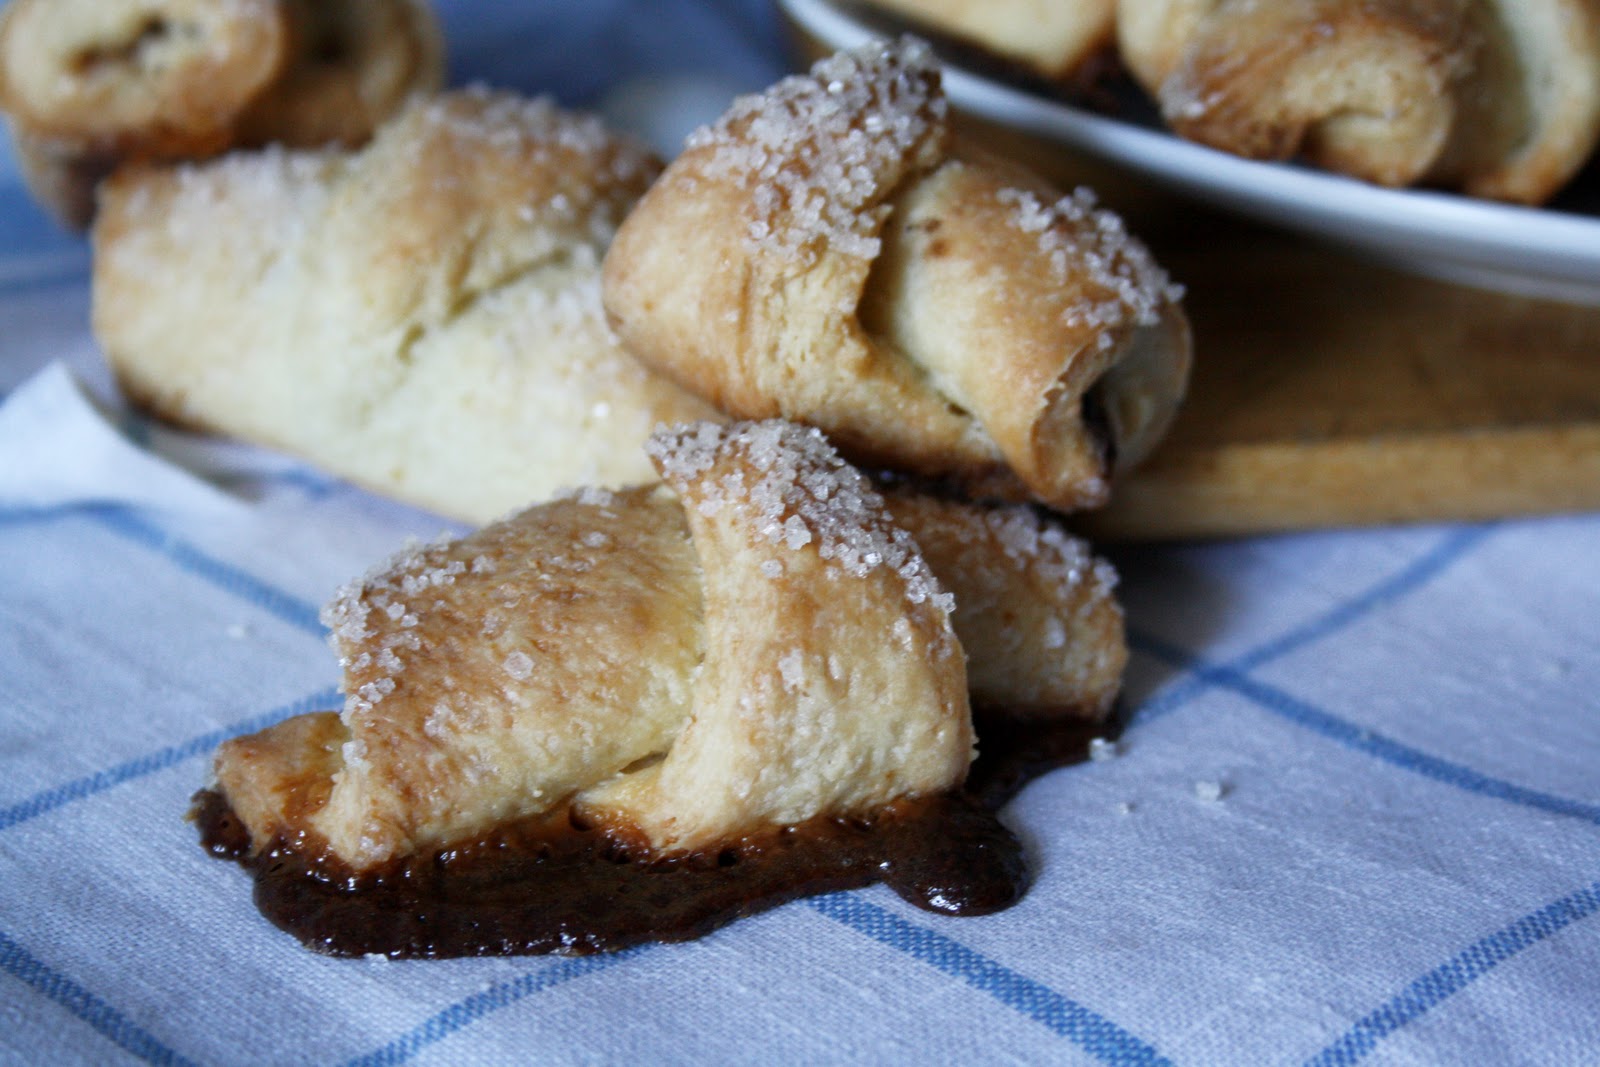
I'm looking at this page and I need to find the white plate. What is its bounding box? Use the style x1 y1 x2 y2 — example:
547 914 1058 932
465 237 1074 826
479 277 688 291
780 0 1600 306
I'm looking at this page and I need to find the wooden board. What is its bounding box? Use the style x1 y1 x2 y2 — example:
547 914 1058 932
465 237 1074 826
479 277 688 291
949 114 1600 541
788 25 1600 541
1079 209 1600 541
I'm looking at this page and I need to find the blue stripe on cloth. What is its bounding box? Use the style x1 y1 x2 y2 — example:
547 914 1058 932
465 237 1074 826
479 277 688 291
86 507 325 636
1131 527 1491 726
810 893 1173 1066
341 892 1168 1065
0 927 198 1067
0 259 89 295
1306 878 1600 1066
342 949 647 1067
0 686 341 833
1136 629 1600 824
0 505 323 637
1227 527 1491 674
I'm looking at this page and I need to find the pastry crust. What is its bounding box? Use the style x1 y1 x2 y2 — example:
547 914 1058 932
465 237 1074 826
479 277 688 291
212 421 1125 869
602 39 1191 513
858 0 1115 80
882 489 1124 714
237 0 445 148
575 423 971 851
1461 0 1600 203
0 0 292 153
93 89 718 522
306 482 708 866
0 0 442 227
1116 0 1600 204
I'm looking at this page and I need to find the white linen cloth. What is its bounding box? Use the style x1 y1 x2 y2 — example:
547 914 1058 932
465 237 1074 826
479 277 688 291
2 2 1597 1064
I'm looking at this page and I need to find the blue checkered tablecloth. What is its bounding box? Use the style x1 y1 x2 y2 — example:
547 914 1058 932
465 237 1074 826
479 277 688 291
2 3 1597 1064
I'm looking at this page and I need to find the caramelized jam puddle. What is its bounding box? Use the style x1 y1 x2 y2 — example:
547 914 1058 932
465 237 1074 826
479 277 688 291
195 706 1116 958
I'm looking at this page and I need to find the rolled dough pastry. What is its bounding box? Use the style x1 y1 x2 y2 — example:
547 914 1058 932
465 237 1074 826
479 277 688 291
1116 0 1600 204
602 38 1192 513
211 421 1125 869
93 88 720 522
0 0 443 227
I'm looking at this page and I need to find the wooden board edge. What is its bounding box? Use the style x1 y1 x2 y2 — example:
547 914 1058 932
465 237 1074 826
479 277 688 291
1079 425 1600 542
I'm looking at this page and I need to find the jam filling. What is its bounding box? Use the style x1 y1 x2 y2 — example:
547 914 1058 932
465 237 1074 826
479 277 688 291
195 705 1116 958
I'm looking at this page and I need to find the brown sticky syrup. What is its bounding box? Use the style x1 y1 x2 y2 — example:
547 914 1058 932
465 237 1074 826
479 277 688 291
194 705 1117 958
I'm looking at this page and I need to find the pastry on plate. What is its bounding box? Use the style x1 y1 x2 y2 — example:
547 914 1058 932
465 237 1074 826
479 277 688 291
93 88 719 522
855 0 1115 82
603 37 1192 514
0 0 443 227
1116 0 1600 204
197 420 1125 956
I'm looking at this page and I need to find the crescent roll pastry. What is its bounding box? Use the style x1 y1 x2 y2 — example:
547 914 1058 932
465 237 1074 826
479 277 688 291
207 422 1124 884
93 89 720 522
0 0 442 227
856 0 1116 81
1116 0 1600 204
602 39 1191 514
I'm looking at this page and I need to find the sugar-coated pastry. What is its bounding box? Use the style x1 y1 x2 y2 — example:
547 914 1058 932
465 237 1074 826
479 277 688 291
602 38 1191 513
857 0 1115 80
0 0 442 227
1116 0 1600 204
94 89 720 522
209 420 1124 875
881 489 1124 713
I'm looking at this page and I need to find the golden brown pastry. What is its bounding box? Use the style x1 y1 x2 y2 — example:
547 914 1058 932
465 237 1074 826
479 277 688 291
0 0 442 227
1116 0 1600 204
602 38 1191 514
93 88 720 522
236 0 444 148
210 421 1124 876
857 0 1115 81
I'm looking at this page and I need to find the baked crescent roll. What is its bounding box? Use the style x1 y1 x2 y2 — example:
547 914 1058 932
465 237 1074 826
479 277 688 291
602 38 1191 513
93 88 720 522
0 0 442 228
856 0 1115 81
210 421 1124 872
1116 0 1600 204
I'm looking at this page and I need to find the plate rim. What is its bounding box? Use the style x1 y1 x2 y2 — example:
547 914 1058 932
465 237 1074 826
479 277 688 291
779 0 1600 304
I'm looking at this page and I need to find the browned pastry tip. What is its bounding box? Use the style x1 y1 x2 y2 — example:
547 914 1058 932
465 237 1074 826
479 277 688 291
602 38 1191 515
